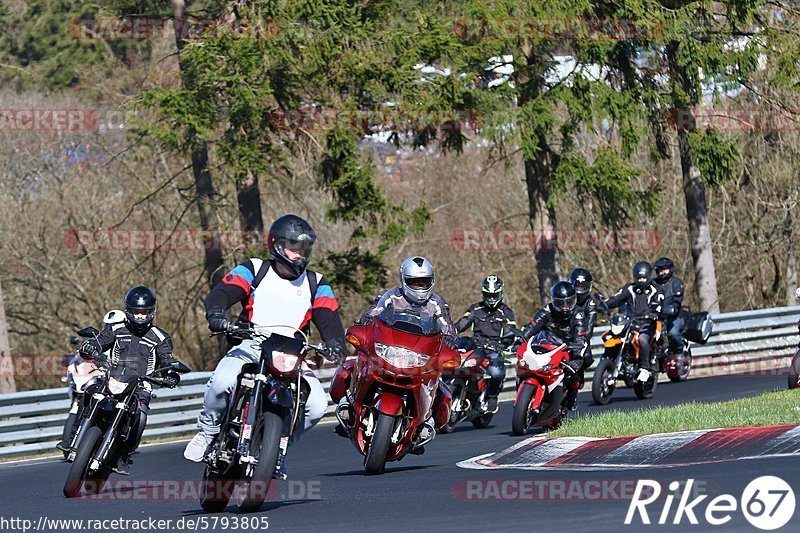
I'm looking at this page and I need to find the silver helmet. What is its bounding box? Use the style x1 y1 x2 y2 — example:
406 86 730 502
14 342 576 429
400 256 435 304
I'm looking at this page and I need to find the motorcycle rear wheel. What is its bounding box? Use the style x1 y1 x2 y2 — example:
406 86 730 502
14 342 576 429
592 359 615 405
667 347 692 383
364 413 394 475
237 411 283 512
788 352 800 390
472 412 493 429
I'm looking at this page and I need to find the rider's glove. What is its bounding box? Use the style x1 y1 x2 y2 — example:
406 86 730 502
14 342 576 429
206 308 232 333
79 341 101 361
353 314 374 326
162 372 180 389
325 338 347 365
565 359 583 373
568 341 586 357
443 335 457 349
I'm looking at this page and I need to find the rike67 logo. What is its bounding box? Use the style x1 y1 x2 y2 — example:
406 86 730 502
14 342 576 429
626 477 795 530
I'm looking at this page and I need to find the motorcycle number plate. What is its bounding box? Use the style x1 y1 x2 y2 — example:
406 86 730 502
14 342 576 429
242 424 252 440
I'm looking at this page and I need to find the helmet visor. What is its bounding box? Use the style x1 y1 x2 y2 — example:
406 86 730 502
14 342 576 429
276 236 313 263
126 306 155 324
552 293 576 313
482 290 502 306
406 276 433 291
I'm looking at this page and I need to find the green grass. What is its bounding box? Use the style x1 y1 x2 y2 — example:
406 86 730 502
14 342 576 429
551 390 800 438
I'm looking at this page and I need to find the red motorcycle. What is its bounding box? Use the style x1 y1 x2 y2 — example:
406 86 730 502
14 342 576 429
330 307 459 474
511 330 574 436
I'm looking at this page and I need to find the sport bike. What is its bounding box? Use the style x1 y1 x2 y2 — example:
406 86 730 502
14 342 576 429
439 337 514 433
511 330 574 435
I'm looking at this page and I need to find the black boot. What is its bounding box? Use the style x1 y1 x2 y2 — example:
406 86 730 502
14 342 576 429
113 455 131 476
486 395 499 413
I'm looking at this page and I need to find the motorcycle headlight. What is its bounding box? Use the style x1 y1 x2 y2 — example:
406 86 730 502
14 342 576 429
107 376 129 396
611 323 626 336
272 352 300 373
375 342 429 368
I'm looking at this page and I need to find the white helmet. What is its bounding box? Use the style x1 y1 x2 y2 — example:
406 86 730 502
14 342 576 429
103 309 126 326
400 256 435 304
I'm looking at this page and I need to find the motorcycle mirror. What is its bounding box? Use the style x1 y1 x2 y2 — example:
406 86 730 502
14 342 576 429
77 326 100 338
68 336 80 345
170 360 192 374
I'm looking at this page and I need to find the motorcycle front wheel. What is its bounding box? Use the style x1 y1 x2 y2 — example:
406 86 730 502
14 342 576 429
237 411 283 513
63 426 107 498
511 383 536 436
592 358 615 405
364 412 394 475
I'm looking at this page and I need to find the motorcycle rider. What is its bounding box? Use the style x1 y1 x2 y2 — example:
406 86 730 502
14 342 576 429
454 275 518 412
520 281 590 409
183 215 347 478
601 262 665 382
334 256 455 449
74 287 180 475
565 267 598 410
652 257 686 354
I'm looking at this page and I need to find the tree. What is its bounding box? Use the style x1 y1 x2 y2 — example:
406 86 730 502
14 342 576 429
0 281 15 393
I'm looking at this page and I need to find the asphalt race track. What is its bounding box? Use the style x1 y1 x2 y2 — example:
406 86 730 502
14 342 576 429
1 373 797 532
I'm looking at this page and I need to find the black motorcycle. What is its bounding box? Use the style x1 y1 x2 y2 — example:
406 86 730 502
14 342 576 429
63 326 191 497
199 324 331 513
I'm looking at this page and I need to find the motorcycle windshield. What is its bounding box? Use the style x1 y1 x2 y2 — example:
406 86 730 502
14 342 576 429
531 330 564 349
377 306 440 336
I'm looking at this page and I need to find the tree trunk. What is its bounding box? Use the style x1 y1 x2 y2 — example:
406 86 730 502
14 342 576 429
676 130 720 313
0 280 16 393
236 170 264 241
524 144 561 303
173 0 226 288
518 44 561 304
786 207 797 306
667 42 721 313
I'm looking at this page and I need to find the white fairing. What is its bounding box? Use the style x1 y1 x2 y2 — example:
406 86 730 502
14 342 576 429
522 339 563 370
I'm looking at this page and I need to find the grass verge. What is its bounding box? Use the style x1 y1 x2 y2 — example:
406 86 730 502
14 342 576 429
551 389 800 438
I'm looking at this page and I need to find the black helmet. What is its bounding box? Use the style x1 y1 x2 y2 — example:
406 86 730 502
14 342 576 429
568 268 593 298
481 275 504 309
653 257 674 283
124 286 157 332
550 281 577 316
632 261 653 289
267 214 317 279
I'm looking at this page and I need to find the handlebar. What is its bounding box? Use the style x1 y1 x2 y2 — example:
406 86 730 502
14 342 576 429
212 325 333 358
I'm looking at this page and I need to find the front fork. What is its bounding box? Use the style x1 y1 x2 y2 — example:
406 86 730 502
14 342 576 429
90 397 131 472
237 338 271 467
